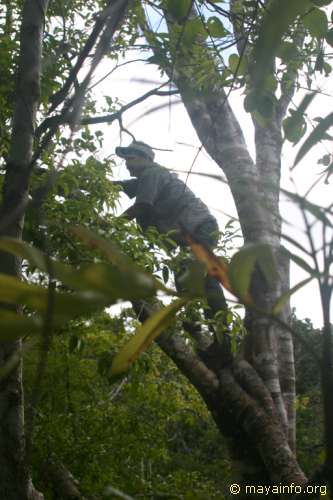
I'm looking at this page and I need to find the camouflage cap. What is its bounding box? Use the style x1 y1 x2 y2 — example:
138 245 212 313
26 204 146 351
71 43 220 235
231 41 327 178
115 141 155 161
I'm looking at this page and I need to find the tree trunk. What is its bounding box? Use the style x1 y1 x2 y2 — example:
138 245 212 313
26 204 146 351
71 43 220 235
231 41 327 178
141 2 304 488
0 0 48 498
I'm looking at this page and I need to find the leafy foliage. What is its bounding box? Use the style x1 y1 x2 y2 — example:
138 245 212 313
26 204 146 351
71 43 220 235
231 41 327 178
25 312 228 499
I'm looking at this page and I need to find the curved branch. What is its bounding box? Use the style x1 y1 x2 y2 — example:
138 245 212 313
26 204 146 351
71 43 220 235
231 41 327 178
48 0 131 113
277 28 305 120
35 87 178 150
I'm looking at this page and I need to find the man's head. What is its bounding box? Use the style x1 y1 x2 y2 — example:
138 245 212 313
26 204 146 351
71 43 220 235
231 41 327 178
115 141 154 174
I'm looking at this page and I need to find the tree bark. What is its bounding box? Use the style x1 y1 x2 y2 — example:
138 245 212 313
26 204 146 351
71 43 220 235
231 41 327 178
141 1 305 487
0 0 48 498
136 301 306 490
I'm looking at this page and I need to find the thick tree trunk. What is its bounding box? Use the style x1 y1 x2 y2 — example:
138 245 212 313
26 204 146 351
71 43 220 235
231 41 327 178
141 2 304 487
0 0 48 498
136 300 306 491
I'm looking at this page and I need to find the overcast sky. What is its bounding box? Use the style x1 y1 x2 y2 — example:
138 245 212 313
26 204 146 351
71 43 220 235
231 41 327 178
88 51 333 328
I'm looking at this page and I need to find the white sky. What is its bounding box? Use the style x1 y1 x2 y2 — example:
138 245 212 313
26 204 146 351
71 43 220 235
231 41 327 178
88 54 333 328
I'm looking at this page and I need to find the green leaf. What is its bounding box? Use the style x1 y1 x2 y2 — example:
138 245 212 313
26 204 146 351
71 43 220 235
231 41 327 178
183 18 206 45
284 250 316 275
303 8 328 38
281 188 332 226
244 92 256 112
228 244 277 301
293 111 333 167
315 50 324 72
244 91 277 118
325 28 333 46
0 273 109 318
111 298 187 375
166 0 192 20
283 92 316 143
323 62 332 76
0 238 49 272
291 90 317 118
252 0 311 91
228 54 247 76
257 94 276 118
0 311 42 341
177 261 207 297
273 277 314 314
279 233 311 256
276 42 299 64
162 266 169 284
207 16 227 37
60 263 159 301
283 115 307 143
317 154 331 166
290 255 318 276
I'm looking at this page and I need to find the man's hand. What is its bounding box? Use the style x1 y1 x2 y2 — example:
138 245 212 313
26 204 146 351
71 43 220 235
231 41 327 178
121 203 139 220
121 202 155 226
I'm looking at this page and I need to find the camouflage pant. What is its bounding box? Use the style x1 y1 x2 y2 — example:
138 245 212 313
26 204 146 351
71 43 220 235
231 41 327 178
176 218 227 317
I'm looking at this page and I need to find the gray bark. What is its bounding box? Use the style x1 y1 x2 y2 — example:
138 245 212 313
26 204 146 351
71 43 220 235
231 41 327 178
0 0 48 498
141 0 304 485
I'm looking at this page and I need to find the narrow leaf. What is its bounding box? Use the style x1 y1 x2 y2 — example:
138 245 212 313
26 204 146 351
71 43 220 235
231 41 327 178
111 298 187 375
279 233 311 256
0 273 109 317
273 277 314 314
0 311 42 341
285 251 316 275
281 188 332 226
229 244 277 302
0 238 49 272
293 111 333 167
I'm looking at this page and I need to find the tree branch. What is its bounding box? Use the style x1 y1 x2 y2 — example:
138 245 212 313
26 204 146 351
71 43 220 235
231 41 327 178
33 86 178 168
33 0 134 166
229 0 253 58
48 0 129 113
133 299 220 395
277 28 306 121
41 459 88 500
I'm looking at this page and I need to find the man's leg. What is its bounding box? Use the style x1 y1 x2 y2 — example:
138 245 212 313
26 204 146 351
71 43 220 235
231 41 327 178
204 274 227 316
195 219 228 318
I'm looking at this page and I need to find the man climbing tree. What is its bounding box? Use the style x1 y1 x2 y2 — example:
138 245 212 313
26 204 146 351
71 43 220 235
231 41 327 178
114 140 227 318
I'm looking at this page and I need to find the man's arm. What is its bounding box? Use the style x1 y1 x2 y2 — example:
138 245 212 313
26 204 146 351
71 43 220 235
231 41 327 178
121 202 155 227
110 179 138 198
